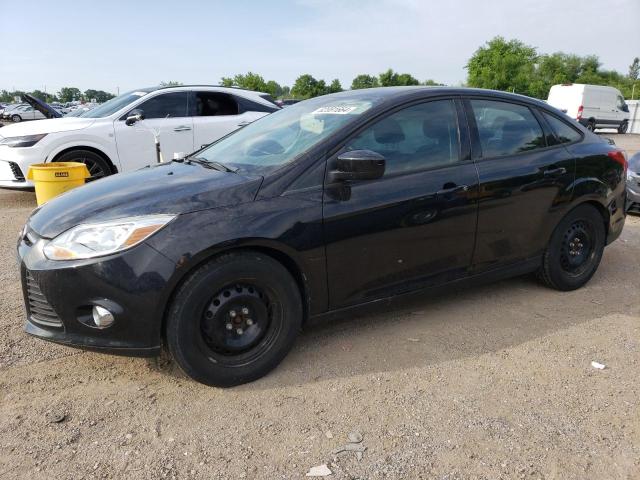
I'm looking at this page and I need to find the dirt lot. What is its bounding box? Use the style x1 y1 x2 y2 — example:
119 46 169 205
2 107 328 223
0 135 639 479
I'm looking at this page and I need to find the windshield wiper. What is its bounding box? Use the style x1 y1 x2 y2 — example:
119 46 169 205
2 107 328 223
174 156 238 173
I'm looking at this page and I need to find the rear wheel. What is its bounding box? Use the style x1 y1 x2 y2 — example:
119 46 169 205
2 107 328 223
54 149 112 181
11 114 21 123
618 121 628 134
166 252 302 387
538 205 605 291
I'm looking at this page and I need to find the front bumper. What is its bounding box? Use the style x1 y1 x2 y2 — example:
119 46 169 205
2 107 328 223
18 225 178 356
0 144 44 189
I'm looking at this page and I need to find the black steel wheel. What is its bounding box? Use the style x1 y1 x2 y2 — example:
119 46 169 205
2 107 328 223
54 149 112 181
538 204 605 291
166 251 302 387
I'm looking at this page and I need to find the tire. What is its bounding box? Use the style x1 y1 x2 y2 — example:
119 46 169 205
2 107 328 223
11 114 21 123
586 119 596 132
166 252 303 387
54 149 112 181
618 121 628 134
538 204 605 291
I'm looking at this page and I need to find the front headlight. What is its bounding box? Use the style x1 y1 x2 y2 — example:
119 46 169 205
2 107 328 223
0 133 48 148
43 215 176 261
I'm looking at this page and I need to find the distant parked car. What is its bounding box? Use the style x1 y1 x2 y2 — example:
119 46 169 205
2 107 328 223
2 104 28 120
0 85 280 189
547 83 630 133
627 152 640 215
276 99 301 107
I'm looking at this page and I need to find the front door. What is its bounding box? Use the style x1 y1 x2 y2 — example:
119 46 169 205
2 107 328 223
323 98 479 308
113 91 193 172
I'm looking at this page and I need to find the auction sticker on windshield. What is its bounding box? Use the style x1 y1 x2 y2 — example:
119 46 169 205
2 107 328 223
312 105 358 114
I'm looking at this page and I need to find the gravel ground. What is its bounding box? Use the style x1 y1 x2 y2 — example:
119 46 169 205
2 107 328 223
0 135 638 479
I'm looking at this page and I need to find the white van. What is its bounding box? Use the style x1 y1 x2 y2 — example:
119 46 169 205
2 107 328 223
547 84 630 133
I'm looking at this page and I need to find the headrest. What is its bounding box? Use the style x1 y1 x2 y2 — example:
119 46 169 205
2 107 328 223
374 118 405 144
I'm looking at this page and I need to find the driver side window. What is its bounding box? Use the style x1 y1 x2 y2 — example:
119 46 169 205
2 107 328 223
345 99 460 176
135 92 189 119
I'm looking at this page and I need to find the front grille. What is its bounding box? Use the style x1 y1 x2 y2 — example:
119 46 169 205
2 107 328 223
9 162 25 181
25 271 62 327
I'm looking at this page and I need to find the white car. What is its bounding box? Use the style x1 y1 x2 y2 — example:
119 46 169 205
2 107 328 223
0 86 279 189
547 83 630 133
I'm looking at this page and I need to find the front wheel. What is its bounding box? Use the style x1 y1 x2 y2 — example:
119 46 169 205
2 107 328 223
54 149 111 181
11 114 21 123
618 121 628 134
166 252 302 387
538 205 605 291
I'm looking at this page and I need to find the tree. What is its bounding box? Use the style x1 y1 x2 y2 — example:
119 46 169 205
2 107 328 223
378 69 420 87
351 74 379 90
291 74 325 98
327 79 343 93
30 89 57 103
466 36 537 95
84 89 115 103
57 87 82 103
423 79 444 86
629 57 640 81
265 80 283 98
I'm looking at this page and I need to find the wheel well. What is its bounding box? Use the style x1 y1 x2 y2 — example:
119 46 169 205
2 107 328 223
580 200 609 236
160 246 310 341
51 146 118 174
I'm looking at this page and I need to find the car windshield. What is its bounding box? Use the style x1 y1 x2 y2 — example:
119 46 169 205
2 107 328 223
194 92 382 174
80 89 154 118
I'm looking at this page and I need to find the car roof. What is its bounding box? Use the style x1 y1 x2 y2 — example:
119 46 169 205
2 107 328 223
314 87 551 113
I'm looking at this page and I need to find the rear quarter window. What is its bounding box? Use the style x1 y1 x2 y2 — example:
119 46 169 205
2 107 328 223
542 112 582 144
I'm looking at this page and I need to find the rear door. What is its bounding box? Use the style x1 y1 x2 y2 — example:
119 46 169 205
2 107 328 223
113 91 193 171
190 91 252 150
465 97 575 271
323 98 479 307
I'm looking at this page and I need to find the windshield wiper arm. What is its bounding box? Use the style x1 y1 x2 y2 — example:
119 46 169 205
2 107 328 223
175 157 238 173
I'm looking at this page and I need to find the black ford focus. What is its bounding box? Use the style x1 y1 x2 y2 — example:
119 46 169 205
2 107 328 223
18 87 627 387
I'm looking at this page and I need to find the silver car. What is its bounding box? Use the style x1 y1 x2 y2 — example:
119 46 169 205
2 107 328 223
7 105 47 122
627 152 640 215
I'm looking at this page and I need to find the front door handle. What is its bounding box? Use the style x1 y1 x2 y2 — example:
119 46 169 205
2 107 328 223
237 121 251 127
174 126 191 132
543 167 567 177
436 184 469 196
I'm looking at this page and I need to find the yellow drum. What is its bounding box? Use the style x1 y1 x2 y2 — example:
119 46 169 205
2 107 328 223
27 162 90 205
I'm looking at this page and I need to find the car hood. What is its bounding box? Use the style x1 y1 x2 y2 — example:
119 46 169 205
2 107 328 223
22 93 62 119
0 117 96 138
28 161 263 238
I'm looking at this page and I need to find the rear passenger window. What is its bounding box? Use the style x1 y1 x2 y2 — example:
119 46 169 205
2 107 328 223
542 112 582 144
470 100 545 157
346 99 460 175
194 92 239 116
137 92 189 119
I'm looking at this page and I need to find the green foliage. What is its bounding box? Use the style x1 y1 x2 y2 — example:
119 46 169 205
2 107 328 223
466 36 537 95
84 89 115 103
57 87 82 103
290 74 340 98
379 69 420 87
422 79 444 86
467 36 638 99
220 72 285 98
351 74 379 90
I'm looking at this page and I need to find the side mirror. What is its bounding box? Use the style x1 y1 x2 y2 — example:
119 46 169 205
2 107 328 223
328 150 385 183
125 109 144 126
622 104 629 113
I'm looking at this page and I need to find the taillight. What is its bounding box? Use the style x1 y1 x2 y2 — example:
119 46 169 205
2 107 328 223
577 105 584 119
607 150 628 175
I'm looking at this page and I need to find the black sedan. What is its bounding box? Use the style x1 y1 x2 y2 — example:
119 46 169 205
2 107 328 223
18 87 628 386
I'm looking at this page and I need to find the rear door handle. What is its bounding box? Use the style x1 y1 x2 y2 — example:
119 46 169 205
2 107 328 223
174 126 191 132
436 184 469 196
543 167 567 177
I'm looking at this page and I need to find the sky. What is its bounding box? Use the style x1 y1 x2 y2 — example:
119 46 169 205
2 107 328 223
1 0 638 95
